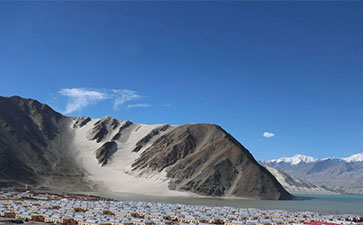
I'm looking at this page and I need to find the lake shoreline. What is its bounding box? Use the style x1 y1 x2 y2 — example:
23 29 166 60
31 189 363 216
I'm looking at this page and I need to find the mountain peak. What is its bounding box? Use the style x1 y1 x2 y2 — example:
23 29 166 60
261 152 363 194
264 154 318 165
342 152 363 162
263 152 363 165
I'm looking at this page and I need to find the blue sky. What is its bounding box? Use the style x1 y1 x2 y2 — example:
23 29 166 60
0 1 362 160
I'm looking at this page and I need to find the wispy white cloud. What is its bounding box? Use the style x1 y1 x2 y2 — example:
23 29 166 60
263 132 275 138
59 88 107 114
59 88 149 114
127 103 151 109
112 89 141 110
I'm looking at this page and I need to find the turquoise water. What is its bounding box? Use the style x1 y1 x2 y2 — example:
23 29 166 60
79 192 363 216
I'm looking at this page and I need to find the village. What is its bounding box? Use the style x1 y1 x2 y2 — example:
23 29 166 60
0 191 362 225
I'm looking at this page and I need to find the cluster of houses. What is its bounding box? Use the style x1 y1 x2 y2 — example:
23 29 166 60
0 191 101 201
0 191 362 225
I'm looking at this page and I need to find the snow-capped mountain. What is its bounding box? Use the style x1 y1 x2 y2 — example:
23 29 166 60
263 153 363 165
260 153 363 194
342 153 363 162
0 96 292 200
262 154 318 165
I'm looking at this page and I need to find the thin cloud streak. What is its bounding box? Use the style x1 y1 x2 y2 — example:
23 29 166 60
59 88 149 114
112 90 141 110
127 103 151 109
59 88 107 114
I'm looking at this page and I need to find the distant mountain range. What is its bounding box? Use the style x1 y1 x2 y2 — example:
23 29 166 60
0 96 292 200
262 154 318 165
260 153 363 194
262 153 363 165
264 166 336 194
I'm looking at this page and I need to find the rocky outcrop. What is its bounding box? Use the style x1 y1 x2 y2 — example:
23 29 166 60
73 117 91 128
132 124 292 200
132 124 170 152
111 121 133 141
88 116 120 143
95 141 118 166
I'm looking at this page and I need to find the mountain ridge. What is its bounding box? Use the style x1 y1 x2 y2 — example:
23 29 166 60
264 166 337 194
262 153 363 166
0 96 292 200
260 153 363 194
261 154 318 165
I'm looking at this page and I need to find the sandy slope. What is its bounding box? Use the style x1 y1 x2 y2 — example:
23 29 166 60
70 117 192 196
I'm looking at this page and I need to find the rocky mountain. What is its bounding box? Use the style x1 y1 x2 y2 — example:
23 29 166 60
0 96 88 190
264 166 336 194
260 154 363 194
0 96 292 200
